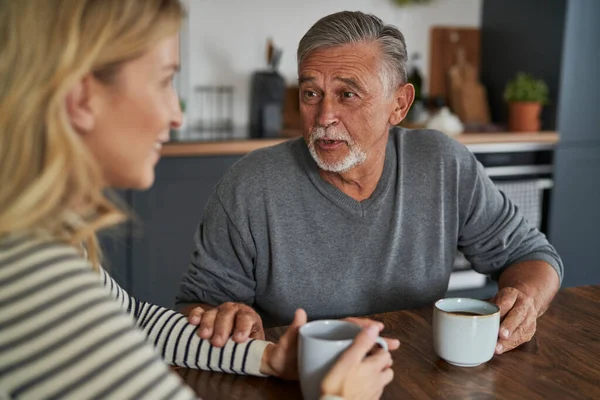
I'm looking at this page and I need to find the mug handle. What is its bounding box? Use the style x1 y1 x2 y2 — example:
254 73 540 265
375 337 388 352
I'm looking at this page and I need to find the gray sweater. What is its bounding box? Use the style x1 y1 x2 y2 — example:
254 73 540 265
177 128 563 327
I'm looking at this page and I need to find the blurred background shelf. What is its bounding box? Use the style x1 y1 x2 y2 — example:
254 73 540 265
162 131 559 157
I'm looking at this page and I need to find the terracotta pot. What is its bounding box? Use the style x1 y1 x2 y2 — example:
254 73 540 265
508 102 542 133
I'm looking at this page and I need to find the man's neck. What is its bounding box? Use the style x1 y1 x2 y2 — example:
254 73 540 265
319 138 388 202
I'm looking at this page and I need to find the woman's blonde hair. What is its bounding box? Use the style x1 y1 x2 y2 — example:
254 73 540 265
0 0 184 268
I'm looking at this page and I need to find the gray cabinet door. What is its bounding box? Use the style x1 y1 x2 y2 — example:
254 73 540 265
556 0 600 143
549 0 600 287
549 145 600 287
130 156 241 308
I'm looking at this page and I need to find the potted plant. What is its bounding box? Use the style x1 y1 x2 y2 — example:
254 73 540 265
504 72 549 133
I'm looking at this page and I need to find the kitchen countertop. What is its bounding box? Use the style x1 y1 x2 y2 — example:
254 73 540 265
161 131 559 157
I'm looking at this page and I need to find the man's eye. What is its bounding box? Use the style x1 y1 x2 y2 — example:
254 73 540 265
304 91 317 98
342 92 356 98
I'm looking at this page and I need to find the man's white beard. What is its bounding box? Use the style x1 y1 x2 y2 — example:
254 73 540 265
308 127 367 173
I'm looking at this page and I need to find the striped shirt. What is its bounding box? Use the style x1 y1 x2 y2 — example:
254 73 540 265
0 235 270 400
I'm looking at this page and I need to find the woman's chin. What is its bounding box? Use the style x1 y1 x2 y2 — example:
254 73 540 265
129 162 157 190
134 173 155 190
108 170 155 191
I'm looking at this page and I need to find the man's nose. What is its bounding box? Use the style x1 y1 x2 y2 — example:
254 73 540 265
316 96 339 127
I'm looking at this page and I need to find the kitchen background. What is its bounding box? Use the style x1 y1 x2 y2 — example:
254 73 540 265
103 0 599 310
177 0 482 137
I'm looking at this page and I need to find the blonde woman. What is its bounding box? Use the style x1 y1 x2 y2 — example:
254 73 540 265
0 1 397 399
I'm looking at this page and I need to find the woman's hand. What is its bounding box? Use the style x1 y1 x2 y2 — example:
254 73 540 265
321 325 394 400
341 317 401 351
260 309 307 379
260 310 400 381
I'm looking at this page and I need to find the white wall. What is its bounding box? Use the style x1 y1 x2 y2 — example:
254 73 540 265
181 0 481 134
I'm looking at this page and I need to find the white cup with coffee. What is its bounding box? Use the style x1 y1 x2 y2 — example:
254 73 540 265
433 297 500 367
298 320 388 400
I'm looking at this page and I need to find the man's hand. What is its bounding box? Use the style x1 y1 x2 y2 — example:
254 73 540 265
186 302 264 347
492 260 561 355
491 287 537 354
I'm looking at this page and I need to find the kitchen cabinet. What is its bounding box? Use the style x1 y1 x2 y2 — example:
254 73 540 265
554 0 600 144
549 0 600 287
550 146 600 287
129 156 241 307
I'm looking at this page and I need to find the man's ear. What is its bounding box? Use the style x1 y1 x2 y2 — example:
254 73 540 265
388 83 415 126
65 75 97 134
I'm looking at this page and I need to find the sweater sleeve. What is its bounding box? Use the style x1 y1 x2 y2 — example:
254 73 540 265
0 239 198 400
175 191 258 309
457 156 564 282
99 268 270 377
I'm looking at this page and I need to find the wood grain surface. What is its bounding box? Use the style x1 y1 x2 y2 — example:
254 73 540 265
178 286 600 399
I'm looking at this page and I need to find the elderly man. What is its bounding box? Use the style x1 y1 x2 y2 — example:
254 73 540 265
176 11 563 357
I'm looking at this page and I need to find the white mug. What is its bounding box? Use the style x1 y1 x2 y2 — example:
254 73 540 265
298 320 388 400
433 297 500 367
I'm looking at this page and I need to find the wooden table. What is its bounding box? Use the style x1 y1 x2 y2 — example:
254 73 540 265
178 285 600 399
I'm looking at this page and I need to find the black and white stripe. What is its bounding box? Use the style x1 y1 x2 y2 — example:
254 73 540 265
0 236 270 399
98 267 269 375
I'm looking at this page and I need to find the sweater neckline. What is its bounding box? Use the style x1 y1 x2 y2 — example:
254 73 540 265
301 136 397 217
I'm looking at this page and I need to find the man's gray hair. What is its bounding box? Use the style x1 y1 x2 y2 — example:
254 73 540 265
297 11 408 92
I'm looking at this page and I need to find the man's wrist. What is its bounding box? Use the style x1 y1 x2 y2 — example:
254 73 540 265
498 260 559 316
500 278 536 297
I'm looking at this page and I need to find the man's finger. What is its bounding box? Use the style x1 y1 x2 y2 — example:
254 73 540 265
188 307 205 325
198 308 218 339
496 318 536 354
231 311 258 343
211 307 237 347
492 289 519 318
498 300 533 340
249 329 265 340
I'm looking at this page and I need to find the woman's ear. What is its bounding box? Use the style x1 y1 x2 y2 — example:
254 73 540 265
65 75 97 134
388 83 415 126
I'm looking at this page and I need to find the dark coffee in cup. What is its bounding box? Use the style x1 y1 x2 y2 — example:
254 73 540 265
452 311 483 316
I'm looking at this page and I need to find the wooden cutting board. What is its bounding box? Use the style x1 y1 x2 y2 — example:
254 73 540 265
458 81 490 124
447 47 490 124
429 27 481 105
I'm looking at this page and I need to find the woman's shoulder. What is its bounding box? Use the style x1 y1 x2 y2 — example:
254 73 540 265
0 234 96 297
0 234 88 272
